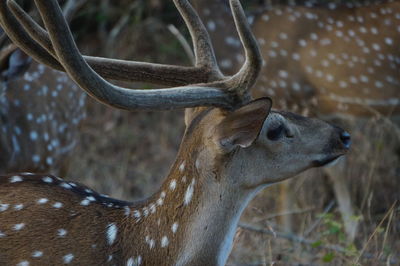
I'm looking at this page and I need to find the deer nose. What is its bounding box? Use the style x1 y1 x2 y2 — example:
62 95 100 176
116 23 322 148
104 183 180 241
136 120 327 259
340 131 351 149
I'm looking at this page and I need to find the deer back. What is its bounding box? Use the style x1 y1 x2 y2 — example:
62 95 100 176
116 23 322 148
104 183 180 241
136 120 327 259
195 0 400 118
0 46 86 174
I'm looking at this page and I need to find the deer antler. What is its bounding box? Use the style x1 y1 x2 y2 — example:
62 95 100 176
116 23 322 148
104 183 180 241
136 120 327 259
228 0 262 94
1 0 261 110
0 0 61 70
173 0 220 71
1 0 218 86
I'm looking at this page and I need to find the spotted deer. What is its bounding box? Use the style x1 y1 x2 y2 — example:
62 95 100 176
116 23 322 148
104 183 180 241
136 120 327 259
0 42 86 175
0 0 350 265
194 0 400 241
0 0 87 175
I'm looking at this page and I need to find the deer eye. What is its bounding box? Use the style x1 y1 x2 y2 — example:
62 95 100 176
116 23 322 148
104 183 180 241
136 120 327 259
267 124 285 141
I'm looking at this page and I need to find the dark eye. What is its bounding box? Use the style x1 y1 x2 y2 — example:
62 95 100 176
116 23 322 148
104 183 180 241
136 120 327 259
267 124 285 141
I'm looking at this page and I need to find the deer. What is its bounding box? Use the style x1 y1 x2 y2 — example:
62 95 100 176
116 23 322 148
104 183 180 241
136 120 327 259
0 0 88 175
193 0 400 242
0 42 86 175
0 0 351 265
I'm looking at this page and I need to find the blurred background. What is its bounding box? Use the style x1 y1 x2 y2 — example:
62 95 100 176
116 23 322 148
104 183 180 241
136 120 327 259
0 0 399 265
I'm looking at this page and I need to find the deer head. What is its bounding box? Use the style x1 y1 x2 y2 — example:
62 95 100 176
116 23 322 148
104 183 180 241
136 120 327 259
183 104 350 190
0 0 350 265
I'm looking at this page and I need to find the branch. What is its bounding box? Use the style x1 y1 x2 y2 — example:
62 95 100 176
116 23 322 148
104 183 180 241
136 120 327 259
168 24 194 65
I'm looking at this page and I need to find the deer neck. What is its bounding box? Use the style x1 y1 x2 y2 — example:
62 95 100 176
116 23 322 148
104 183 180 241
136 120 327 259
120 149 259 266
172 165 257 266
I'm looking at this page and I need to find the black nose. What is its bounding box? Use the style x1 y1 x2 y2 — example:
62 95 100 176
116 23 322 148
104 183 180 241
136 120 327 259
340 131 351 149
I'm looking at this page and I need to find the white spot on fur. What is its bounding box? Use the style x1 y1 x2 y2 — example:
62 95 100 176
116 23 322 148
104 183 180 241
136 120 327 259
32 154 40 163
133 210 141 219
37 198 49 204
172 222 179 233
0 204 9 212
149 204 156 214
30 131 38 141
149 239 155 249
161 236 169 247
207 21 216 31
42 176 53 183
80 199 90 206
14 204 24 210
127 256 142 266
127 258 134 266
63 253 74 264
0 231 5 237
195 158 200 169
86 196 96 202
124 206 131 216
385 37 393 45
169 179 177 191
143 207 149 217
156 197 163 206
17 261 29 266
107 255 113 262
57 229 67 237
60 183 72 189
179 162 185 172
53 202 63 208
13 223 25 231
106 223 118 245
184 179 196 205
32 251 43 257
10 176 23 183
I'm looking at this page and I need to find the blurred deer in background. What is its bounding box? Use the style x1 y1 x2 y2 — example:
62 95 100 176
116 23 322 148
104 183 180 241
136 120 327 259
0 0 350 264
0 0 87 175
0 43 86 174
193 0 400 241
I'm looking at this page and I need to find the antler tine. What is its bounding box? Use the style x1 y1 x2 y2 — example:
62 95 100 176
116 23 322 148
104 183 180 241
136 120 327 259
6 1 54 56
173 0 222 76
0 1 64 71
5 0 86 58
3 1 215 86
29 0 234 110
227 0 262 96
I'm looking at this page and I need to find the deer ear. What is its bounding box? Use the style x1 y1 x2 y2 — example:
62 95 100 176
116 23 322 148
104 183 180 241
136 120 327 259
215 97 272 152
185 107 203 127
0 48 31 80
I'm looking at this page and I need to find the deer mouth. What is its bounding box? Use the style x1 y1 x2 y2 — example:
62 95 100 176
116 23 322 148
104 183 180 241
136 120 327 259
312 154 344 168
